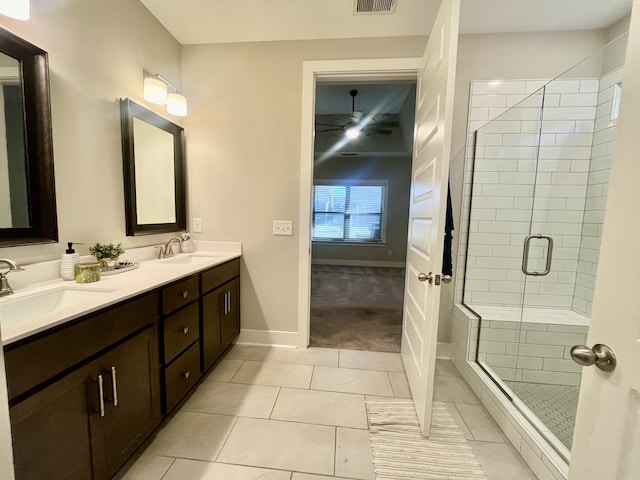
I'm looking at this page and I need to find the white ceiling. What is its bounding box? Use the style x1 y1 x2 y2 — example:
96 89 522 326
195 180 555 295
140 0 633 45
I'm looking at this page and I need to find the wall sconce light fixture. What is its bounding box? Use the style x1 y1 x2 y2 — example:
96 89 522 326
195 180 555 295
0 0 30 20
143 71 188 116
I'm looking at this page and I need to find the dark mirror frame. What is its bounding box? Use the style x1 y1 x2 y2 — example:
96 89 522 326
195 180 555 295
120 98 186 236
0 27 58 246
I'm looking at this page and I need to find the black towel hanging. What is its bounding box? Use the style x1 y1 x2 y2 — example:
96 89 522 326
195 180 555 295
442 179 454 277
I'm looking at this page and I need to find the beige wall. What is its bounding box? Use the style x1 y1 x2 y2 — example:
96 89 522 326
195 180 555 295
0 1 183 476
311 156 411 265
0 0 183 264
182 37 427 333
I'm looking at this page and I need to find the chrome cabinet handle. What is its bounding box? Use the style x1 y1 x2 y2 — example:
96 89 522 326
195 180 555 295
181 326 189 335
570 344 616 372
522 234 553 276
182 371 190 380
180 290 188 299
224 291 229 315
111 366 118 407
97 374 105 418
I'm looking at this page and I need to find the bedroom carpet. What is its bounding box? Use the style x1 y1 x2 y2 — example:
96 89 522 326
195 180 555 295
310 265 405 353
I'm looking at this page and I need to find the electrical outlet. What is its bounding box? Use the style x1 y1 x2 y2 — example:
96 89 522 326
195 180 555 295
192 217 202 233
273 220 293 236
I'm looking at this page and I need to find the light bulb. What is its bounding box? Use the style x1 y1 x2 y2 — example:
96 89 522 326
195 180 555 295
167 93 188 116
144 77 167 105
0 0 29 20
345 127 360 139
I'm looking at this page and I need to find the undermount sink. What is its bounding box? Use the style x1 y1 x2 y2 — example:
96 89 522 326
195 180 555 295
0 288 115 324
159 254 222 265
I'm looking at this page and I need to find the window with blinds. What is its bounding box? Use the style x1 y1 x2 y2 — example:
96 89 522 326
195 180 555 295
312 183 386 243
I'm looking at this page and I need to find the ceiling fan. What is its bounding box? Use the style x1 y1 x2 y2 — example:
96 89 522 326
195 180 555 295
316 89 400 139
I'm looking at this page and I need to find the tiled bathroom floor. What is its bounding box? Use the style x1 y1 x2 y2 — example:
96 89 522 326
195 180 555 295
120 345 538 480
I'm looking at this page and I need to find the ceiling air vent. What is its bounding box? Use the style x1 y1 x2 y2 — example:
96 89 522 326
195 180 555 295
354 0 397 15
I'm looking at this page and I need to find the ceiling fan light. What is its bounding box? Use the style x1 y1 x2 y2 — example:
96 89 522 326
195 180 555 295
167 92 188 116
345 127 361 139
144 77 167 105
0 0 29 20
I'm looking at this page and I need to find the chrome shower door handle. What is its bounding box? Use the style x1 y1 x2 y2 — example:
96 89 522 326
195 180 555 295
522 234 553 276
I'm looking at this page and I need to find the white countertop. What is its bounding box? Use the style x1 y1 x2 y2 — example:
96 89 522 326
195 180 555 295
0 241 241 346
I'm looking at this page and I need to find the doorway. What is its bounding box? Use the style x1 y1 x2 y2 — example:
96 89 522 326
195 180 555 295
295 58 422 350
309 81 416 352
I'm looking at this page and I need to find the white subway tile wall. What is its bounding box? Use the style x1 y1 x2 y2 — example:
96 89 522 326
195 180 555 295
457 78 606 313
573 67 623 315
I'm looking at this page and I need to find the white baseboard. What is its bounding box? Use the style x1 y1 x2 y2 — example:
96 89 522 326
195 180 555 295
236 329 298 348
312 259 405 268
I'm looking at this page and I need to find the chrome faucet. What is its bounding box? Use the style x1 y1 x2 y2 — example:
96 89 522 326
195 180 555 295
0 259 24 297
158 237 182 259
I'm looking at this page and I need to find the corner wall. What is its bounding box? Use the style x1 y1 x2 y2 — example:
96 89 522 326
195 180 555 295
0 0 183 265
181 37 427 334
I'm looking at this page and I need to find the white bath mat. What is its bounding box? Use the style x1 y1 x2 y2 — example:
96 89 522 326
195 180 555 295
366 399 488 480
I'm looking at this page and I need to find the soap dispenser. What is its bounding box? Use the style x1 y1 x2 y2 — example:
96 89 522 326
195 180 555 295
60 242 80 280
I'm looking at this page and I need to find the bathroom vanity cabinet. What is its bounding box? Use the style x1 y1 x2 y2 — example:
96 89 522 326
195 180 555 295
201 259 240 371
3 256 241 480
5 293 161 480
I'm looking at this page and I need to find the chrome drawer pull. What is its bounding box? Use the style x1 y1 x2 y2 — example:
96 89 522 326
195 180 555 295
182 371 190 380
180 291 188 299
181 326 189 335
97 374 105 418
111 367 118 407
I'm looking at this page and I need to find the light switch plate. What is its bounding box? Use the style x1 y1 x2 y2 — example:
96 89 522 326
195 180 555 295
273 220 293 236
192 217 202 233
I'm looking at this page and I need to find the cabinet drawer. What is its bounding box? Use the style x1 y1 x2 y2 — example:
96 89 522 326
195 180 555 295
162 276 199 315
163 302 199 364
164 342 201 413
4 292 159 402
201 258 240 294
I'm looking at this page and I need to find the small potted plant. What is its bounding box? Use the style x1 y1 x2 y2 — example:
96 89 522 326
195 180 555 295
89 243 125 271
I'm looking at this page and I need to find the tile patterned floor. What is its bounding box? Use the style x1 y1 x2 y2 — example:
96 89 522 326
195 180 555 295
506 380 579 449
120 346 538 480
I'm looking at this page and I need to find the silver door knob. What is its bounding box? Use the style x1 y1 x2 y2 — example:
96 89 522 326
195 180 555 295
418 272 433 283
442 275 452 284
570 344 616 372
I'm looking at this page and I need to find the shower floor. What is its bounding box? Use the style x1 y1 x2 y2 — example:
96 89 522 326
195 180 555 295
506 380 579 450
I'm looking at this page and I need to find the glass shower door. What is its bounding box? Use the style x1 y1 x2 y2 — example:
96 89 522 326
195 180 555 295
465 89 544 392
515 34 627 453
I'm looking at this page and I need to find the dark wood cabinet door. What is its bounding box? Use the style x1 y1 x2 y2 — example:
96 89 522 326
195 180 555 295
221 278 240 350
9 361 102 480
100 327 161 478
201 287 224 372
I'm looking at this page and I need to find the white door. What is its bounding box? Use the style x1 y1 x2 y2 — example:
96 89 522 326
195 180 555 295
401 0 460 435
569 4 640 478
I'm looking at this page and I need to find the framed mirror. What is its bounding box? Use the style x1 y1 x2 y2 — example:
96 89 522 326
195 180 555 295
120 98 186 236
0 27 57 246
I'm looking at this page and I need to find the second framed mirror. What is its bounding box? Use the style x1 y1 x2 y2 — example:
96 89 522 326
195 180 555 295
120 98 186 236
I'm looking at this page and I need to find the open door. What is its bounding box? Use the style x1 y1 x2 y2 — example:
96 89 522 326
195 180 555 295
401 0 460 435
568 4 640 478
